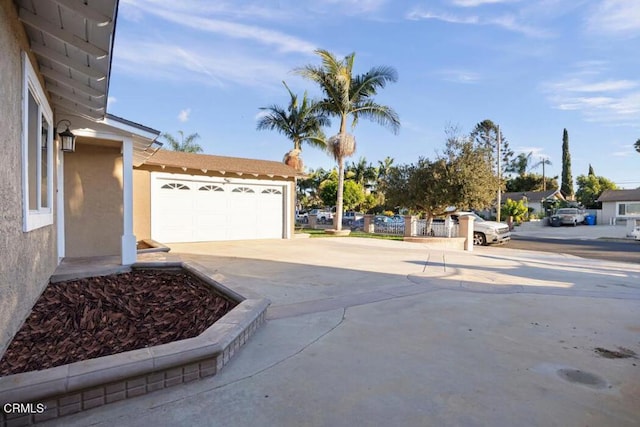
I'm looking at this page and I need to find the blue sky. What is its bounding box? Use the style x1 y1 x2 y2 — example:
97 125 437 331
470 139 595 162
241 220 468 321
108 0 639 189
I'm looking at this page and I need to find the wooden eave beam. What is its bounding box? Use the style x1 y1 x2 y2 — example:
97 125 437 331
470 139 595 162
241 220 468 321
54 97 104 119
19 8 108 58
40 67 104 97
46 85 105 110
50 0 112 26
30 43 106 80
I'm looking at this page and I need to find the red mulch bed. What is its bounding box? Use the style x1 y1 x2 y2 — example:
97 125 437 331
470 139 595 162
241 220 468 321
0 269 237 376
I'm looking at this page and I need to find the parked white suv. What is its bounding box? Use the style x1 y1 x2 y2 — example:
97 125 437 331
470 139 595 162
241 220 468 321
450 212 511 246
303 208 334 224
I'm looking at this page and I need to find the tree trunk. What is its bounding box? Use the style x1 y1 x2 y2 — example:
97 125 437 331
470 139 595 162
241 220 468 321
335 156 344 231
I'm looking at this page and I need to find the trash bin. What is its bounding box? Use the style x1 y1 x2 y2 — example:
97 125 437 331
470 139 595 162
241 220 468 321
585 215 596 226
550 216 562 227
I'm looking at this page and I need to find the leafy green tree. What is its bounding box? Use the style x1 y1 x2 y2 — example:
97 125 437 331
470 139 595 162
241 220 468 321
296 49 400 230
441 129 501 211
501 198 528 223
470 119 513 176
377 156 394 187
506 152 533 178
384 128 499 221
318 179 365 211
588 164 595 176
506 174 558 193
256 81 329 171
576 173 618 209
384 158 451 219
561 128 574 199
162 131 203 153
346 157 378 187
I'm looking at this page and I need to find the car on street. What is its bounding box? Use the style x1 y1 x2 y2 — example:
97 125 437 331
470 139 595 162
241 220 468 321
550 208 586 227
449 212 511 246
373 215 405 234
342 211 364 225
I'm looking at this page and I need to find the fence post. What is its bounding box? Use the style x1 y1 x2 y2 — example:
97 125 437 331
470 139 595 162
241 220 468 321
364 214 374 233
403 215 414 237
458 215 475 251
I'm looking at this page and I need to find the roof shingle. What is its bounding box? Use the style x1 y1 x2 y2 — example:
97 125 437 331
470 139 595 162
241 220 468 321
143 150 300 178
597 189 640 202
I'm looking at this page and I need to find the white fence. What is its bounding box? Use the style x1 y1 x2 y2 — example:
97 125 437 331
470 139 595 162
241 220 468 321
415 220 459 238
372 219 460 237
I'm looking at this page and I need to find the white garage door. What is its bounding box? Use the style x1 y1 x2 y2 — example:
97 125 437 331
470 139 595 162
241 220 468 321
151 173 286 243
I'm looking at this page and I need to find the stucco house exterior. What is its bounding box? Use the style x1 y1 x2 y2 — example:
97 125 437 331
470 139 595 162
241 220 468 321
0 0 166 359
597 189 640 226
1 0 301 362
502 190 565 217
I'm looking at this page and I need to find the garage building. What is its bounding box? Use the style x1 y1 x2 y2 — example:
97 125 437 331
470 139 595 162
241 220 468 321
134 150 299 243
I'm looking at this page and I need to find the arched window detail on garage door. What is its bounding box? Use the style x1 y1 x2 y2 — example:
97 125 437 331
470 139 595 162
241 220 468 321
232 187 255 193
199 185 224 192
261 188 282 195
161 183 190 190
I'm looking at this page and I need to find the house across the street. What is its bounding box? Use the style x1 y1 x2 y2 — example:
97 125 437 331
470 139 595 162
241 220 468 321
501 189 565 217
597 189 640 227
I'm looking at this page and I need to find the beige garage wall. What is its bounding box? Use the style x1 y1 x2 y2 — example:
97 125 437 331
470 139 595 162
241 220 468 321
133 169 151 240
64 141 123 257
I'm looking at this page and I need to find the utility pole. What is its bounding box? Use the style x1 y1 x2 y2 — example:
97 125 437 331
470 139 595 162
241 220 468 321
496 125 501 222
542 157 546 192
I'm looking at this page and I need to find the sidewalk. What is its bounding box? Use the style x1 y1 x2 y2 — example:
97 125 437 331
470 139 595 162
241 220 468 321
38 238 640 427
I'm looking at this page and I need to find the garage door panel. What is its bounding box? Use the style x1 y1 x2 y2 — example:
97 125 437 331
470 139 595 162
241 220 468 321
151 175 285 242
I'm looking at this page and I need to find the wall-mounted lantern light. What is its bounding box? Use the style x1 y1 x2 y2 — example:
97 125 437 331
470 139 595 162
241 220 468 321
56 119 76 152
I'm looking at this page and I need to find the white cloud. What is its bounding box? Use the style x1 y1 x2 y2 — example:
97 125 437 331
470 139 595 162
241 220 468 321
542 70 640 125
120 0 317 54
586 0 640 37
451 0 520 7
178 108 191 122
150 9 317 54
438 69 481 84
107 96 117 107
406 9 479 24
113 40 292 89
314 0 388 14
406 8 551 38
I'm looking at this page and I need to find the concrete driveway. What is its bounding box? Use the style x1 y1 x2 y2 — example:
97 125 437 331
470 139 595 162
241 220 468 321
44 238 640 427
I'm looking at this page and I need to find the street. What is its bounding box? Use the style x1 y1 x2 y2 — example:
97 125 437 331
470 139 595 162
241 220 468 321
506 235 640 264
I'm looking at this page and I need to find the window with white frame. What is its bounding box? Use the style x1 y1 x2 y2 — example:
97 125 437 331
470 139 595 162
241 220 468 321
617 202 640 216
22 52 54 232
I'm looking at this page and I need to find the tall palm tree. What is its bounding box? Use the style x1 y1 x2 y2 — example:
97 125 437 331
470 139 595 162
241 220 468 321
162 131 203 153
296 49 400 230
256 81 330 172
532 157 553 191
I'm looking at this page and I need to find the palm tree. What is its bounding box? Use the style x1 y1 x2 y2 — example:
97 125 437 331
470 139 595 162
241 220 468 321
162 131 203 153
295 49 400 230
256 81 330 172
532 157 553 191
